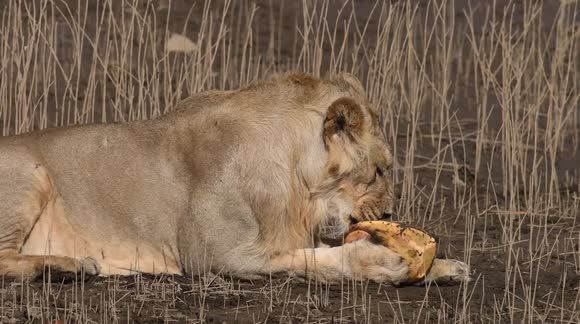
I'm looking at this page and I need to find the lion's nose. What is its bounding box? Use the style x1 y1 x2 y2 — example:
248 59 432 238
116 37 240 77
379 213 392 220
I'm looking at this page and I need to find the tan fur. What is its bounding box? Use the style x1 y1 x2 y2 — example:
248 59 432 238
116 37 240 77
0 72 469 284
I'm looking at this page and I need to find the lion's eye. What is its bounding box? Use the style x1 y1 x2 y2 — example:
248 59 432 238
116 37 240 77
376 167 384 177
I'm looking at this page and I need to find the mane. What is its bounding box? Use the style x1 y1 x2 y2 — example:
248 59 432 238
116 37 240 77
241 74 372 256
241 72 322 97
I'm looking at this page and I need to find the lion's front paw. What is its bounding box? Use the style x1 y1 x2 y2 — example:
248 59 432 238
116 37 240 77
345 240 409 285
422 259 470 285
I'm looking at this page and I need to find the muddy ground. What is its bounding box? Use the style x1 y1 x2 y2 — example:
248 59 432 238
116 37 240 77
0 0 578 323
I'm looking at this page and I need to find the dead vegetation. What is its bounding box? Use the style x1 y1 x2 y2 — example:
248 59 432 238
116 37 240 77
0 0 578 322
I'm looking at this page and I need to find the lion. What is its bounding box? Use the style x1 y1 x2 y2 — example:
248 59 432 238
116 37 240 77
0 72 469 285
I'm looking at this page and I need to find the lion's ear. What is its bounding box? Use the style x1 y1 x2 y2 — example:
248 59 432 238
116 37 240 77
323 98 365 143
336 72 365 96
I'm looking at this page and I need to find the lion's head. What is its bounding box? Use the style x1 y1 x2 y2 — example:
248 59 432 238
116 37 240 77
314 74 395 240
240 72 395 252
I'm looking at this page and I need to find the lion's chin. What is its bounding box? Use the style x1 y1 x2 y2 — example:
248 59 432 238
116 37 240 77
318 218 350 244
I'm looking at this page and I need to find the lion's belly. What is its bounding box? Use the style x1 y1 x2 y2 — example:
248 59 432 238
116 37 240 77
21 195 182 276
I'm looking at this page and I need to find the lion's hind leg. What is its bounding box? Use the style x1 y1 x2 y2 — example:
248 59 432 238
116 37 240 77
0 252 100 281
0 150 99 281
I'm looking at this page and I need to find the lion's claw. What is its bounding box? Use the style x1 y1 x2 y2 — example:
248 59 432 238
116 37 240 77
78 256 101 276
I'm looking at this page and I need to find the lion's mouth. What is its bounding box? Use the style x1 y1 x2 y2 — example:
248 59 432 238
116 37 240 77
349 212 393 226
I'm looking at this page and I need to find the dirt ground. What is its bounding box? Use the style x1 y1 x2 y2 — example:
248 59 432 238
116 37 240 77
0 0 578 323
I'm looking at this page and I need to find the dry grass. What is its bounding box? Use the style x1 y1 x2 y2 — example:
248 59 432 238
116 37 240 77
0 0 578 322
